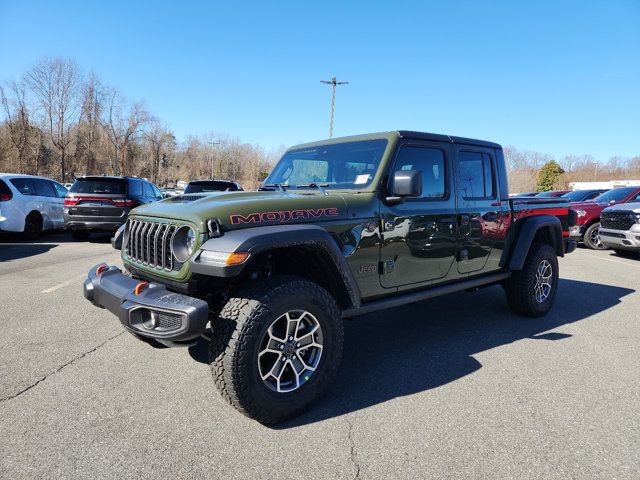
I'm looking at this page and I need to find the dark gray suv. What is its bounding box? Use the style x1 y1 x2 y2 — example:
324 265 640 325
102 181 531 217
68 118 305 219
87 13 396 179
64 176 163 241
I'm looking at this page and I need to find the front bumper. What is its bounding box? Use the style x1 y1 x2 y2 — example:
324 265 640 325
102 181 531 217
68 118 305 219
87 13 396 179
569 225 585 239
599 227 640 251
83 263 210 346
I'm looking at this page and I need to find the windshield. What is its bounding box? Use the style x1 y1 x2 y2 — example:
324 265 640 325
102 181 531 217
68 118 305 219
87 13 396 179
184 181 239 193
593 187 636 203
562 190 588 201
70 178 126 194
535 191 559 197
264 139 388 190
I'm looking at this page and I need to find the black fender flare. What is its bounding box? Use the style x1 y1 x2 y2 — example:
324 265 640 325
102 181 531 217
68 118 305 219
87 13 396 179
190 224 362 309
500 215 564 271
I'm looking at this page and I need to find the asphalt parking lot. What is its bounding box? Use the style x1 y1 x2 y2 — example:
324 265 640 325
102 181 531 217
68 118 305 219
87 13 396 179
1 233 639 479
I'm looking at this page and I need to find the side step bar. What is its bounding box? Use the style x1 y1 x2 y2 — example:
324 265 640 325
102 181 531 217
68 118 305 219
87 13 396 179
342 272 511 318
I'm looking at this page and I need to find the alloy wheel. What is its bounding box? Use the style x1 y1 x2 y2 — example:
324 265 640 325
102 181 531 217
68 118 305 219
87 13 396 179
257 310 323 393
534 259 553 303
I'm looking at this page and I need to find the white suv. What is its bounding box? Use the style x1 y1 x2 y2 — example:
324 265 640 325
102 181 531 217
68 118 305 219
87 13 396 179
0 174 68 239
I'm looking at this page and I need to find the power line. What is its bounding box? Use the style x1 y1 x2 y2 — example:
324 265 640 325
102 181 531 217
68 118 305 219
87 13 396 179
320 76 348 138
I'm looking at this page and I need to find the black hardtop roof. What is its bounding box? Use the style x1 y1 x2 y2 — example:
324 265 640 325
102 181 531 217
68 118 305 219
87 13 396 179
398 130 502 149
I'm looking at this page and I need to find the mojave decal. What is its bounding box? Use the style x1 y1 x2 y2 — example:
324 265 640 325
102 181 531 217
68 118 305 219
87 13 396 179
230 207 339 225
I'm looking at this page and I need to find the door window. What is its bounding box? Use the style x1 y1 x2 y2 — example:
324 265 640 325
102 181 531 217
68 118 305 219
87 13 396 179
142 181 155 197
52 182 68 198
33 179 56 197
151 184 163 199
393 146 446 199
10 178 37 195
458 151 495 199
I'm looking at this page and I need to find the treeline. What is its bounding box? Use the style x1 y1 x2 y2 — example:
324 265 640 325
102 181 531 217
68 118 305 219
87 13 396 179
504 147 640 193
2 57 639 192
0 57 281 189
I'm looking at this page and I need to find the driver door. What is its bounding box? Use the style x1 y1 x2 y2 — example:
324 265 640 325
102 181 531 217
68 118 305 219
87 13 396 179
379 141 457 288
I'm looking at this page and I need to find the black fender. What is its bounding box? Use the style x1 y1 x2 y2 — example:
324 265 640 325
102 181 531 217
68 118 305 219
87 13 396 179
190 224 362 309
500 215 564 271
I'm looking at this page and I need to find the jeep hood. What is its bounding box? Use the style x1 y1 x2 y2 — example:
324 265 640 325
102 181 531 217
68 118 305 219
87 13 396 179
129 190 363 232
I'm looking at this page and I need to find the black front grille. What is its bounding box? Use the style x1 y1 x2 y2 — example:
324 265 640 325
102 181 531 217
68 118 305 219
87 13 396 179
125 220 178 271
600 212 635 231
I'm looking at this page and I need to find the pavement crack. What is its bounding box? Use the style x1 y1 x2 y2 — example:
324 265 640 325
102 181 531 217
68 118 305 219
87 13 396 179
0 330 125 403
346 417 362 480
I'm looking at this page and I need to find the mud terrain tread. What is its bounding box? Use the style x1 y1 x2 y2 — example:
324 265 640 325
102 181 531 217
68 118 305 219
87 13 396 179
210 275 342 424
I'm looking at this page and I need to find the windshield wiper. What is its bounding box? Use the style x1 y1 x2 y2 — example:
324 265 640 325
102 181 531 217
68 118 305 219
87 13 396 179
296 183 330 195
260 183 288 192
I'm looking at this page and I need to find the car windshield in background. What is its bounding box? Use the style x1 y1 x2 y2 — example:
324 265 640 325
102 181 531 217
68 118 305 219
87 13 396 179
562 190 590 201
263 139 388 190
184 181 238 193
70 178 126 194
593 187 636 203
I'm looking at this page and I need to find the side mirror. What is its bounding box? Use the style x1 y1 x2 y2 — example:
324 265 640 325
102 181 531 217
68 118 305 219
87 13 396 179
387 170 422 204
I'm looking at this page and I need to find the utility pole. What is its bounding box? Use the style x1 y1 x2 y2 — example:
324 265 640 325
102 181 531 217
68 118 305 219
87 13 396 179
207 141 220 179
320 76 348 138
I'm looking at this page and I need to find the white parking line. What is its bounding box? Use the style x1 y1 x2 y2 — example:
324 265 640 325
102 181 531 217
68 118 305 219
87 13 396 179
592 255 640 269
41 274 88 294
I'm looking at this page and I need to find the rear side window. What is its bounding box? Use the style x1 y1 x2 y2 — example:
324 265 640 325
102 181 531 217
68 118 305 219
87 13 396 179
0 179 12 196
128 179 143 196
70 178 127 195
33 179 56 197
10 178 37 195
458 151 495 199
392 146 446 199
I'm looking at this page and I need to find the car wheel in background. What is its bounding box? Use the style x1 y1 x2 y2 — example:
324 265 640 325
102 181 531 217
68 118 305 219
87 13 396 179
70 231 91 241
23 212 42 240
583 222 607 250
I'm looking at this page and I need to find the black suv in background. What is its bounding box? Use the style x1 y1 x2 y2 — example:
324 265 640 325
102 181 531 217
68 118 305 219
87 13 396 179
64 176 163 241
183 179 243 193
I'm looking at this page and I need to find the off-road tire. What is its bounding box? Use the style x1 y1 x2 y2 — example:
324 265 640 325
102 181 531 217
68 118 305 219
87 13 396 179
71 231 91 241
583 222 607 250
23 212 42 240
505 243 559 317
210 275 343 424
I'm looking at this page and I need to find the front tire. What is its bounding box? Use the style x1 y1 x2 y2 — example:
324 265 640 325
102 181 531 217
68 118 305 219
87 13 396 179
23 212 42 240
505 243 559 317
583 222 607 250
210 276 343 424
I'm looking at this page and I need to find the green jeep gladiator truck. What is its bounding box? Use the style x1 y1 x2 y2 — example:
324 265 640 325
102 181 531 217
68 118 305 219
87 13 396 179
83 131 576 424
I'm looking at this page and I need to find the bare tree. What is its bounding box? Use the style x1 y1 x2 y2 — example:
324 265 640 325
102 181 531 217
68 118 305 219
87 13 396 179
24 57 81 181
145 120 176 184
104 87 149 176
0 80 32 174
75 72 103 175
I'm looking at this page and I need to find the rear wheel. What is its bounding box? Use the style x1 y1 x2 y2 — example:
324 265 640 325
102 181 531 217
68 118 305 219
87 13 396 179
505 243 559 317
71 231 91 241
23 212 42 240
583 222 607 250
210 276 343 424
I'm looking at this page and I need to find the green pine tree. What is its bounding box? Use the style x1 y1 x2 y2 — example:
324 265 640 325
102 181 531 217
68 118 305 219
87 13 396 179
536 160 565 192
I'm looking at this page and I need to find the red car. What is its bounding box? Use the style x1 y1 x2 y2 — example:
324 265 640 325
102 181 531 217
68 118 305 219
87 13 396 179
570 187 640 249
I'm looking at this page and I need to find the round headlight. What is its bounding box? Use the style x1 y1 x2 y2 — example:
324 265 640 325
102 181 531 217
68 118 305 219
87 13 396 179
171 226 197 263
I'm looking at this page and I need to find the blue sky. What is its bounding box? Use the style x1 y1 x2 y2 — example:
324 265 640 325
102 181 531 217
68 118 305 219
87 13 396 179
1 0 639 161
